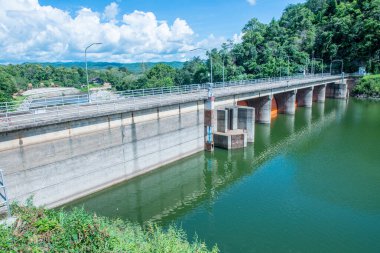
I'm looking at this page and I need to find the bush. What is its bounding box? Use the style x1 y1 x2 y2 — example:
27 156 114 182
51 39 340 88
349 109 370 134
352 74 380 97
0 204 218 253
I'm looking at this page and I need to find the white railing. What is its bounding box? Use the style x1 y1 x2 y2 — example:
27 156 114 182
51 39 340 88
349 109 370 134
0 73 342 131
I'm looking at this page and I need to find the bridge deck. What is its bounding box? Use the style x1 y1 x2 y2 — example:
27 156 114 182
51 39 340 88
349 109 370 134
0 75 343 132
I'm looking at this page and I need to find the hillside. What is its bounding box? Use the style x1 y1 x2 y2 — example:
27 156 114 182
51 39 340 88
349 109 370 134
35 61 184 73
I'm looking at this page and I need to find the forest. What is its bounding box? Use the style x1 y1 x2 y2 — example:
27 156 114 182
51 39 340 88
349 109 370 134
0 0 379 102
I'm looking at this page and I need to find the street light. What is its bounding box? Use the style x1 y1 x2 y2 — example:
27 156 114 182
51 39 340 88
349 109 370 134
190 48 213 83
85 42 102 102
330 59 344 75
222 52 227 83
283 55 296 77
313 58 324 76
287 55 290 77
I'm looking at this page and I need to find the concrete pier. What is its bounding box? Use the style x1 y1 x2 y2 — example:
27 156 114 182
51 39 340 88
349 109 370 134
247 95 272 124
217 109 228 133
214 130 247 150
237 107 255 143
227 107 238 130
214 106 253 149
313 84 326 102
275 90 297 115
326 82 348 99
297 87 314 107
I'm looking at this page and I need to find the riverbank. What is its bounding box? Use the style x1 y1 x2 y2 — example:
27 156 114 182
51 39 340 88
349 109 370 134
351 74 380 99
0 204 218 252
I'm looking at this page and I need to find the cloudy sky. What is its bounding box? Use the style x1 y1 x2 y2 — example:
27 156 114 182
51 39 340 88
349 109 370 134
0 0 303 63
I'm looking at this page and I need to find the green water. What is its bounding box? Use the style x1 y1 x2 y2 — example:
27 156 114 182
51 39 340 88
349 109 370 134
68 99 380 253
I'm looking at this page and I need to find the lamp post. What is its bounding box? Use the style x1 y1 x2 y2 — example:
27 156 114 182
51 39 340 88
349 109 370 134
330 59 344 75
287 55 290 77
222 53 227 83
284 55 296 77
190 48 213 83
85 42 102 102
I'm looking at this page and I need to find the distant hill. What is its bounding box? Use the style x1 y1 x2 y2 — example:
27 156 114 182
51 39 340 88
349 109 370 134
33 61 184 73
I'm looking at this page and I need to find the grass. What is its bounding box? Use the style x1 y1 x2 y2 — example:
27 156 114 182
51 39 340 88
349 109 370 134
0 203 218 253
352 74 380 98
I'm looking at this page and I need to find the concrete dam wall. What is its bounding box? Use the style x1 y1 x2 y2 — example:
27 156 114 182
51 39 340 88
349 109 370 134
0 101 204 208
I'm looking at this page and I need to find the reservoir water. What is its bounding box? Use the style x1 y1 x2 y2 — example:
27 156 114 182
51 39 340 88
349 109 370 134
67 99 380 253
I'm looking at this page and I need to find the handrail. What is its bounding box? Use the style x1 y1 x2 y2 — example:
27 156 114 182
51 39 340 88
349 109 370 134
0 169 11 218
0 73 345 131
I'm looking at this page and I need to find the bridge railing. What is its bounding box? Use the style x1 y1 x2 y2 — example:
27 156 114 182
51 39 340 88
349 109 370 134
0 73 340 131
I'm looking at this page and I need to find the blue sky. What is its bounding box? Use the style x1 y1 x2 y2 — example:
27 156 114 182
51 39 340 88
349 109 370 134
1 0 304 63
40 0 303 39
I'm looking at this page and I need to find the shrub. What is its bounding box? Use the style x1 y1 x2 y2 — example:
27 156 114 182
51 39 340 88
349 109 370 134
352 74 380 97
0 204 218 253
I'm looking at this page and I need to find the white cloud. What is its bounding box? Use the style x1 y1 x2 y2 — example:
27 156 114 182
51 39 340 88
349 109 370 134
232 33 243 44
0 0 229 63
103 2 119 21
247 0 257 6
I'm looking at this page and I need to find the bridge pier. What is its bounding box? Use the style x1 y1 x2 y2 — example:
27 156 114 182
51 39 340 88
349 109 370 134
313 84 326 103
246 95 272 124
226 107 238 130
274 90 297 115
237 107 255 143
297 87 314 108
326 82 348 99
217 109 228 133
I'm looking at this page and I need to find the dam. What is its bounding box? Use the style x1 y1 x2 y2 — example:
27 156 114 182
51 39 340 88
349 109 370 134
0 74 356 208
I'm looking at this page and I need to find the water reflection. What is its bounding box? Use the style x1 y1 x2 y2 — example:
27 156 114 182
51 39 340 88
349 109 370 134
294 99 380 213
315 102 325 118
67 100 356 224
283 115 295 134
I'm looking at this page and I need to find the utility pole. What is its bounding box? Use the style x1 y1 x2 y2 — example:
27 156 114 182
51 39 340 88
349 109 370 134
85 42 102 102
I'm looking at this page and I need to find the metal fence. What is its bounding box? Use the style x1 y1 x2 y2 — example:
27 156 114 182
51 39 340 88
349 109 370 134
0 73 343 131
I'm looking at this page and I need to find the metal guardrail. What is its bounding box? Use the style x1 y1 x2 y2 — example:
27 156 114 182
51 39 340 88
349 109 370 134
0 73 343 131
0 169 11 218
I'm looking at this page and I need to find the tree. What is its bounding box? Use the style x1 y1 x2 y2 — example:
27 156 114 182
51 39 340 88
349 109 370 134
0 70 17 102
145 63 176 88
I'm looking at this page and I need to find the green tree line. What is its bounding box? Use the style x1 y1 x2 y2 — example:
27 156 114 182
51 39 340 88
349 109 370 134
1 0 379 102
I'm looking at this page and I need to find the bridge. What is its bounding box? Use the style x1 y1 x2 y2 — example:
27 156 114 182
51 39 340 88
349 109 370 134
0 73 356 210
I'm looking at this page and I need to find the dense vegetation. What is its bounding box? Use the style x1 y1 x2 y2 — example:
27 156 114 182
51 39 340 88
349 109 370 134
38 61 184 72
0 0 379 102
0 204 218 252
352 74 380 97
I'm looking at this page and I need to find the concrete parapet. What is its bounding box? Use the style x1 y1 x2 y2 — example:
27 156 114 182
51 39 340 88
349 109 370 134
297 87 314 107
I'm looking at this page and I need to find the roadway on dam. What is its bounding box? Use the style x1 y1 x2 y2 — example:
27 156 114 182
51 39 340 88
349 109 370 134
0 74 342 132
